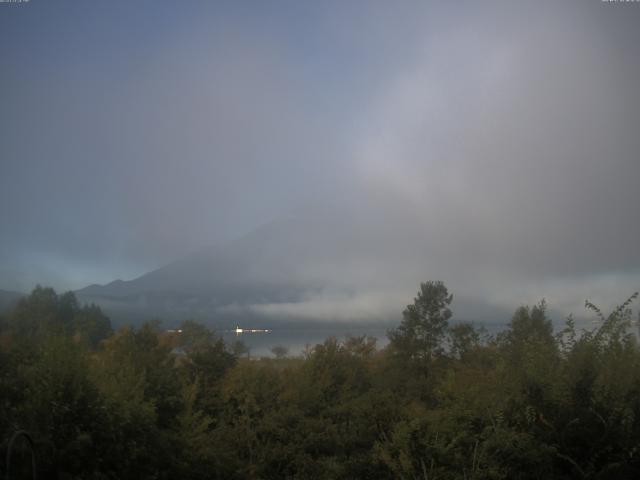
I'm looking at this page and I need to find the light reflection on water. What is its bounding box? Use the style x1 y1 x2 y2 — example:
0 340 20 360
216 318 610 358
218 322 512 358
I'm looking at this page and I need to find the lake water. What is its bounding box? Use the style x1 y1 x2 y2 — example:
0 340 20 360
221 325 392 357
219 321 517 357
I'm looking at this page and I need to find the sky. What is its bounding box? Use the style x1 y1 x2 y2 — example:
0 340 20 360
1 0 639 320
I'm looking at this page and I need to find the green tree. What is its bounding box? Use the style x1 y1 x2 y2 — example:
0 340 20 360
5 287 112 349
7 286 61 339
14 336 107 478
231 339 250 358
388 281 453 362
177 319 217 352
73 303 112 347
448 321 482 360
270 345 289 358
501 300 555 352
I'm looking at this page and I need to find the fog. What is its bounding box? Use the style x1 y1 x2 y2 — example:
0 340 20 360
1 1 639 322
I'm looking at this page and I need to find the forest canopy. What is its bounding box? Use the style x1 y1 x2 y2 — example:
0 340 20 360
1 283 639 479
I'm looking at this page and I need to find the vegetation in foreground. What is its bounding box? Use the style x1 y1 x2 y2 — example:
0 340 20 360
1 282 639 479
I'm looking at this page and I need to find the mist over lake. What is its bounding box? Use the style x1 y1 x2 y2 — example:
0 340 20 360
1 1 639 478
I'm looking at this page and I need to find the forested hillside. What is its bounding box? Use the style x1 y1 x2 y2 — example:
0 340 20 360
1 283 639 479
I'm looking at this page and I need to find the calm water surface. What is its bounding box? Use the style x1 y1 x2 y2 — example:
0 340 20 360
221 326 391 357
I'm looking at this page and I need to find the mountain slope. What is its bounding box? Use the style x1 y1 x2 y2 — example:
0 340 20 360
76 216 512 327
76 218 337 324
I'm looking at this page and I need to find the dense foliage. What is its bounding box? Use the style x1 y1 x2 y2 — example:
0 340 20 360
1 282 639 479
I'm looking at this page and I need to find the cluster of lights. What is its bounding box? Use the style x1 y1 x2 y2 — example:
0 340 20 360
234 326 271 335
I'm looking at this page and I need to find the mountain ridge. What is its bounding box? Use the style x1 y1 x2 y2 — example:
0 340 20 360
75 218 334 324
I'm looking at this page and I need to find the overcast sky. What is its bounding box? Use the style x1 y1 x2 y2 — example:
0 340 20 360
1 1 639 319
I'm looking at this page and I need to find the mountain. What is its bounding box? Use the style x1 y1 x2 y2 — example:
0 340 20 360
76 218 340 326
76 216 512 328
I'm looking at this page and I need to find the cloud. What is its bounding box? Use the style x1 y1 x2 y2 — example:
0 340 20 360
217 290 406 323
343 0 640 292
0 1 638 321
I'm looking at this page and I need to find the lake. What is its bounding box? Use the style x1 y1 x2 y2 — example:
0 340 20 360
221 325 392 357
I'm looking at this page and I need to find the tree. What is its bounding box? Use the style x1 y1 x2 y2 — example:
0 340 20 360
271 345 289 359
177 319 217 353
8 286 61 338
73 303 112 347
343 335 377 358
502 300 554 350
388 281 453 363
448 322 482 360
5 287 112 349
231 340 250 358
57 291 79 333
15 336 106 478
